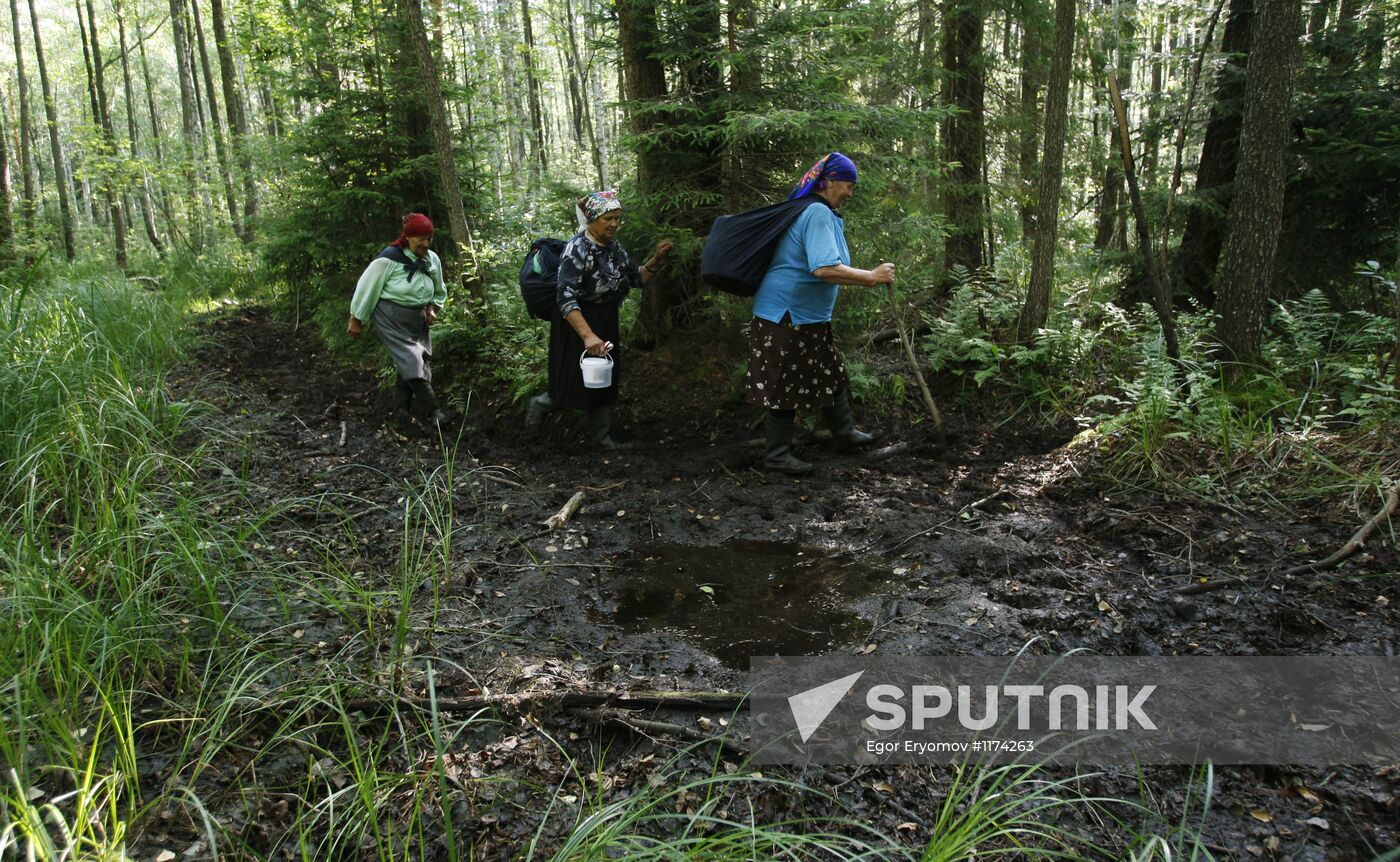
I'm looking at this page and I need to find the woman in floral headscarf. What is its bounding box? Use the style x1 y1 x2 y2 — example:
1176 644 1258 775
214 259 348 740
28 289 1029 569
746 153 894 475
525 190 673 448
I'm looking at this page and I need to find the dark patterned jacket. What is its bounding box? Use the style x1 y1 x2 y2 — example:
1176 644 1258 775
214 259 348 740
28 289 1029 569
556 230 641 317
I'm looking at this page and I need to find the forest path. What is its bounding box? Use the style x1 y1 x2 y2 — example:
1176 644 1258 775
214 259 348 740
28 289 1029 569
168 305 1397 859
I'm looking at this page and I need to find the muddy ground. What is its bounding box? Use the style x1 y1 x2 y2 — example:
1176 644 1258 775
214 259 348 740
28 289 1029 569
165 306 1398 860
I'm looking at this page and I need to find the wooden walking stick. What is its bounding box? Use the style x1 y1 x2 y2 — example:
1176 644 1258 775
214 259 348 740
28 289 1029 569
886 282 943 433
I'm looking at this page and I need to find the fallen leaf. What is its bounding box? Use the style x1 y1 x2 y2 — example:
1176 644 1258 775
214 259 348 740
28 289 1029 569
1298 724 1331 732
1249 809 1273 823
1377 595 1390 608
858 643 878 655
616 510 625 517
156 851 177 862
872 781 895 793
696 717 713 731
561 795 578 805
1305 817 1329 830
699 585 715 595
1296 786 1321 804
897 821 918 833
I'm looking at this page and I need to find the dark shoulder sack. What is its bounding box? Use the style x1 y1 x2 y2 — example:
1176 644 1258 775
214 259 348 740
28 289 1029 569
700 197 826 297
519 238 567 320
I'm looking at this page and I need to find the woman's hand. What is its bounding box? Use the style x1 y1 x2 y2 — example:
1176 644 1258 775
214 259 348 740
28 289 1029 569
652 240 674 261
348 316 363 337
582 334 613 356
425 305 438 326
870 262 896 285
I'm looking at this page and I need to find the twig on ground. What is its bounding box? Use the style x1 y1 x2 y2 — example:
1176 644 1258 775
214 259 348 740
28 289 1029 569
338 421 347 447
344 689 745 715
1282 484 1398 576
870 442 909 460
544 491 586 530
874 487 1013 554
581 708 748 758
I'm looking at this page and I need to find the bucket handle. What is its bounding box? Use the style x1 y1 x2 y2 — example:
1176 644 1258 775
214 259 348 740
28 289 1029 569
579 347 614 366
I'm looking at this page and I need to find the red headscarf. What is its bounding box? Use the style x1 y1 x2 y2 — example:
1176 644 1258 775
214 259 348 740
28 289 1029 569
393 213 434 247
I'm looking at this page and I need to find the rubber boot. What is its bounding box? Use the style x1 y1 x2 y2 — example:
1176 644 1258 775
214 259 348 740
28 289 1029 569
587 406 625 450
764 412 812 475
393 376 414 414
525 393 556 435
822 390 877 453
408 378 447 425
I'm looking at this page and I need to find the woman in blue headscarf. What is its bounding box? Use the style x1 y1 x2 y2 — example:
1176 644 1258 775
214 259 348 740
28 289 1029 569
746 153 895 475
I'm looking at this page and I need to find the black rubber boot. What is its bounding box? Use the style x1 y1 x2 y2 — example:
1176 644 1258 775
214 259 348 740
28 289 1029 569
526 393 556 435
587 406 625 450
393 376 414 414
408 378 447 425
764 412 812 475
821 390 877 453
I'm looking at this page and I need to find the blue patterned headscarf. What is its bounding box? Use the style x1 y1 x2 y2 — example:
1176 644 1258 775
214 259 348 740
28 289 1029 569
787 152 859 201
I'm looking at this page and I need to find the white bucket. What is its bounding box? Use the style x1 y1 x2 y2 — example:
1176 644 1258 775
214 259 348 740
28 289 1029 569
579 350 614 388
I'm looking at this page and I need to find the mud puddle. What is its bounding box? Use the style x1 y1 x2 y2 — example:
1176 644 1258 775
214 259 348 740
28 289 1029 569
596 541 895 667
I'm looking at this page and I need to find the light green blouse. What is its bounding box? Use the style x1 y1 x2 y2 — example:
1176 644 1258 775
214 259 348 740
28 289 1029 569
349 248 447 323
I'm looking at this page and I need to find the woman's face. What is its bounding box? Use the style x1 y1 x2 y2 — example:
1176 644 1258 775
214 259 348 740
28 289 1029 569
589 211 622 242
407 234 432 256
822 180 856 209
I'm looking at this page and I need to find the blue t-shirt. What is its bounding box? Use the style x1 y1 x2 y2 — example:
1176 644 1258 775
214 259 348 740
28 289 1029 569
753 203 850 325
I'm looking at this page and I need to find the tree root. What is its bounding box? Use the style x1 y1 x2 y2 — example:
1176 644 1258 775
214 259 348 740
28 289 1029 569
1282 485 1398 576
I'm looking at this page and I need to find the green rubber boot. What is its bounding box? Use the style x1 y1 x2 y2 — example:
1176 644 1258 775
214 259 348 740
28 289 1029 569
821 390 877 453
764 412 813 475
588 406 626 450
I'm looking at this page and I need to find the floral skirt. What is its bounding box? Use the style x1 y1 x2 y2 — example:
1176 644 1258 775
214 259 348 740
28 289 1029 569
744 316 848 411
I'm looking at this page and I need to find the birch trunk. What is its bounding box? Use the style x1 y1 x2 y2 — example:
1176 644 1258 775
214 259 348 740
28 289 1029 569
26 0 75 261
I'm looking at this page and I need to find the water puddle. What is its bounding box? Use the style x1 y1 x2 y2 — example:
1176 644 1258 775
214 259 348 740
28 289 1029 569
599 541 893 668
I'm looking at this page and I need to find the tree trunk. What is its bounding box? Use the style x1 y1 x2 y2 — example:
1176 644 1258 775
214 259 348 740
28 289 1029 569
518 0 547 180
26 0 75 261
210 0 257 241
1016 3 1044 243
1108 69 1180 361
168 0 205 249
1164 0 1227 262
189 0 242 239
942 0 987 280
0 103 13 262
8 0 35 237
1214 0 1302 368
618 0 667 193
1017 0 1074 342
115 0 164 255
564 0 603 188
1176 0 1252 306
84 0 130 268
399 0 485 301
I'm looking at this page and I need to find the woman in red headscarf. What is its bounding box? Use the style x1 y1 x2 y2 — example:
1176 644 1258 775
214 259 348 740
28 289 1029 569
348 213 449 424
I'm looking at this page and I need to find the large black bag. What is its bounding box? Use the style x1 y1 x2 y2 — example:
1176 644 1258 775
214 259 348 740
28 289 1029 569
519 238 567 320
700 196 826 297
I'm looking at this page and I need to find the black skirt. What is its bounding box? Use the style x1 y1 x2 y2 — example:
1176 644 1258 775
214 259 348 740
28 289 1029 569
744 315 848 411
548 301 621 409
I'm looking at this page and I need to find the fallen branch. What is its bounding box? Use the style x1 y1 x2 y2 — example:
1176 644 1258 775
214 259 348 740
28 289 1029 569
1282 485 1398 576
1177 576 1249 596
869 441 909 460
338 421 347 448
582 708 748 758
344 689 745 716
544 491 586 530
